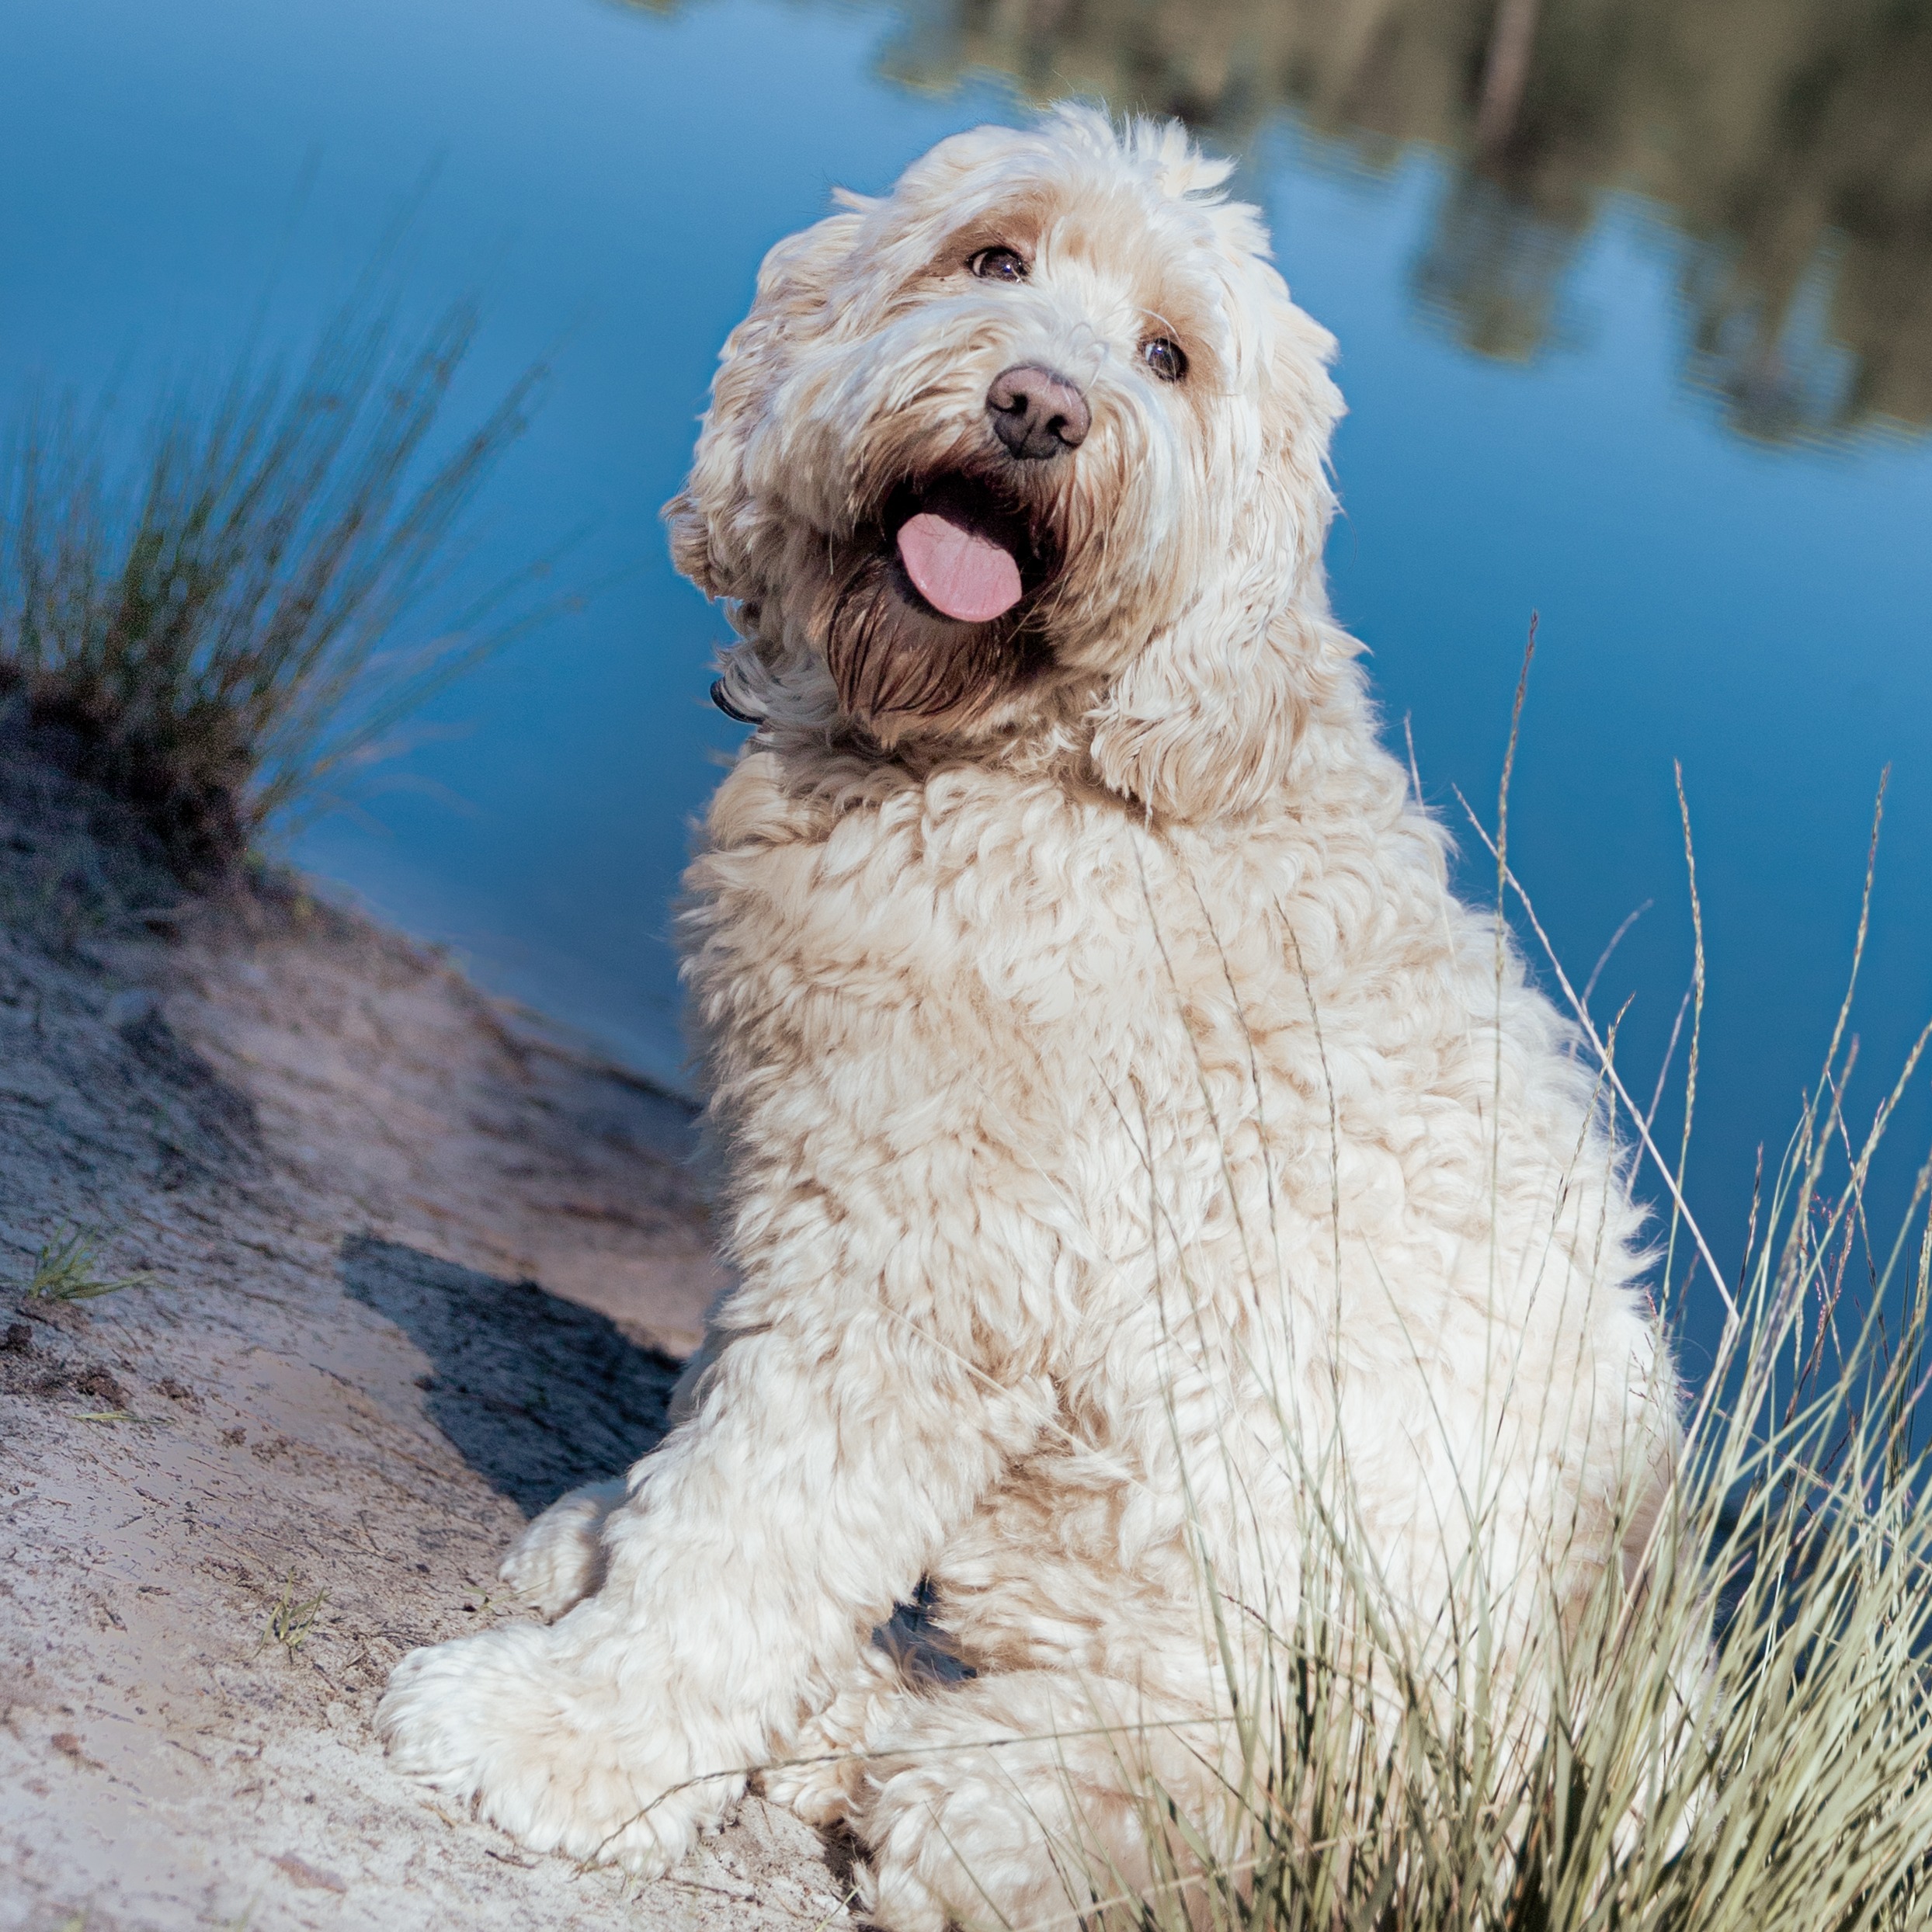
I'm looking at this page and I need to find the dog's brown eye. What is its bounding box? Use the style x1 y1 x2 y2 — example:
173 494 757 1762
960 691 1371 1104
968 246 1028 283
1141 337 1187 383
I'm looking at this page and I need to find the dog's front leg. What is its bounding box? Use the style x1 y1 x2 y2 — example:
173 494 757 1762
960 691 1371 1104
378 1315 1044 1873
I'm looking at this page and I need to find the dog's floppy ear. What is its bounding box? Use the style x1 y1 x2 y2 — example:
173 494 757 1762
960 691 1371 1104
1087 287 1345 822
665 208 866 600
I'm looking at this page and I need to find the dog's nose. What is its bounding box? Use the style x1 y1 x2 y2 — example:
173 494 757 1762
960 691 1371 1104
986 365 1090 461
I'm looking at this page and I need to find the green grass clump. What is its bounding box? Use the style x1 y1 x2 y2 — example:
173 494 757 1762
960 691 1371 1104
259 1571 330 1658
0 297 541 875
19 1224 154 1302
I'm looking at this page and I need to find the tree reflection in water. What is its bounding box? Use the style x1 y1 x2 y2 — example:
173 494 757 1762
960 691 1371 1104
745 0 1932 446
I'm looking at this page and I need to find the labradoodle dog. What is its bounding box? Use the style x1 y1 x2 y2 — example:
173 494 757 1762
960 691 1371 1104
379 107 1680 1928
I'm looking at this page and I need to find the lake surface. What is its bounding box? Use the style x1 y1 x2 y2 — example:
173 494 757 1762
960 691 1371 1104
6 0 1930 1371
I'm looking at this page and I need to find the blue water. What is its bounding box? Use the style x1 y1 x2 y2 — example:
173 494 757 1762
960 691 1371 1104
5 0 1929 1372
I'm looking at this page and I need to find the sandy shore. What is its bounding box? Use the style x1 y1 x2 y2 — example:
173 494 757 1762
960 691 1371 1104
0 748 853 1930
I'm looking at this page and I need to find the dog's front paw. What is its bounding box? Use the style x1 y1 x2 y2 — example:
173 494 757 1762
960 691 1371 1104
763 1711 874 1828
377 1621 737 1873
856 1823 952 1932
499 1478 626 1620
860 1753 1096 1932
766 1637 929 1827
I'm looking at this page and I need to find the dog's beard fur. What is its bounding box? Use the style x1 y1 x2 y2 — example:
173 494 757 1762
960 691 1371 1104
815 470 1065 741
821 548 1055 740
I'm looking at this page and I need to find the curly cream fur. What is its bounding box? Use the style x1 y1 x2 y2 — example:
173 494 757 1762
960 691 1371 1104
379 107 1680 1927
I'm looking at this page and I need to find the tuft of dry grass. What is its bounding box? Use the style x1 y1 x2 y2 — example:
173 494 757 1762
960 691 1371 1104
0 296 544 877
1128 1085 1932 1932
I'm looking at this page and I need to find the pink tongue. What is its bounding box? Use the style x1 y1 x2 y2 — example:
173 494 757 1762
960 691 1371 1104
895 512 1023 623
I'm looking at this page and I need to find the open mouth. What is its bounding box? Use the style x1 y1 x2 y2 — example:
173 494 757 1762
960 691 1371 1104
884 475 1051 627
822 473 1060 735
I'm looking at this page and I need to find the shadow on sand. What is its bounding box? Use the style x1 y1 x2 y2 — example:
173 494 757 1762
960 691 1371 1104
340 1232 681 1517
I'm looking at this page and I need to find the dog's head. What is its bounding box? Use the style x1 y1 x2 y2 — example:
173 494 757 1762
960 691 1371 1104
669 107 1345 819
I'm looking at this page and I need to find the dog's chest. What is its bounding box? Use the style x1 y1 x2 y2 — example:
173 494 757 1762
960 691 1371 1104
695 758 1401 1146
693 755 1534 1368
711 768 1219 1036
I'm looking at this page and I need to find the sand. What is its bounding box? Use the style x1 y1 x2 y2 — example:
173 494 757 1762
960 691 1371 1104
0 749 854 1931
